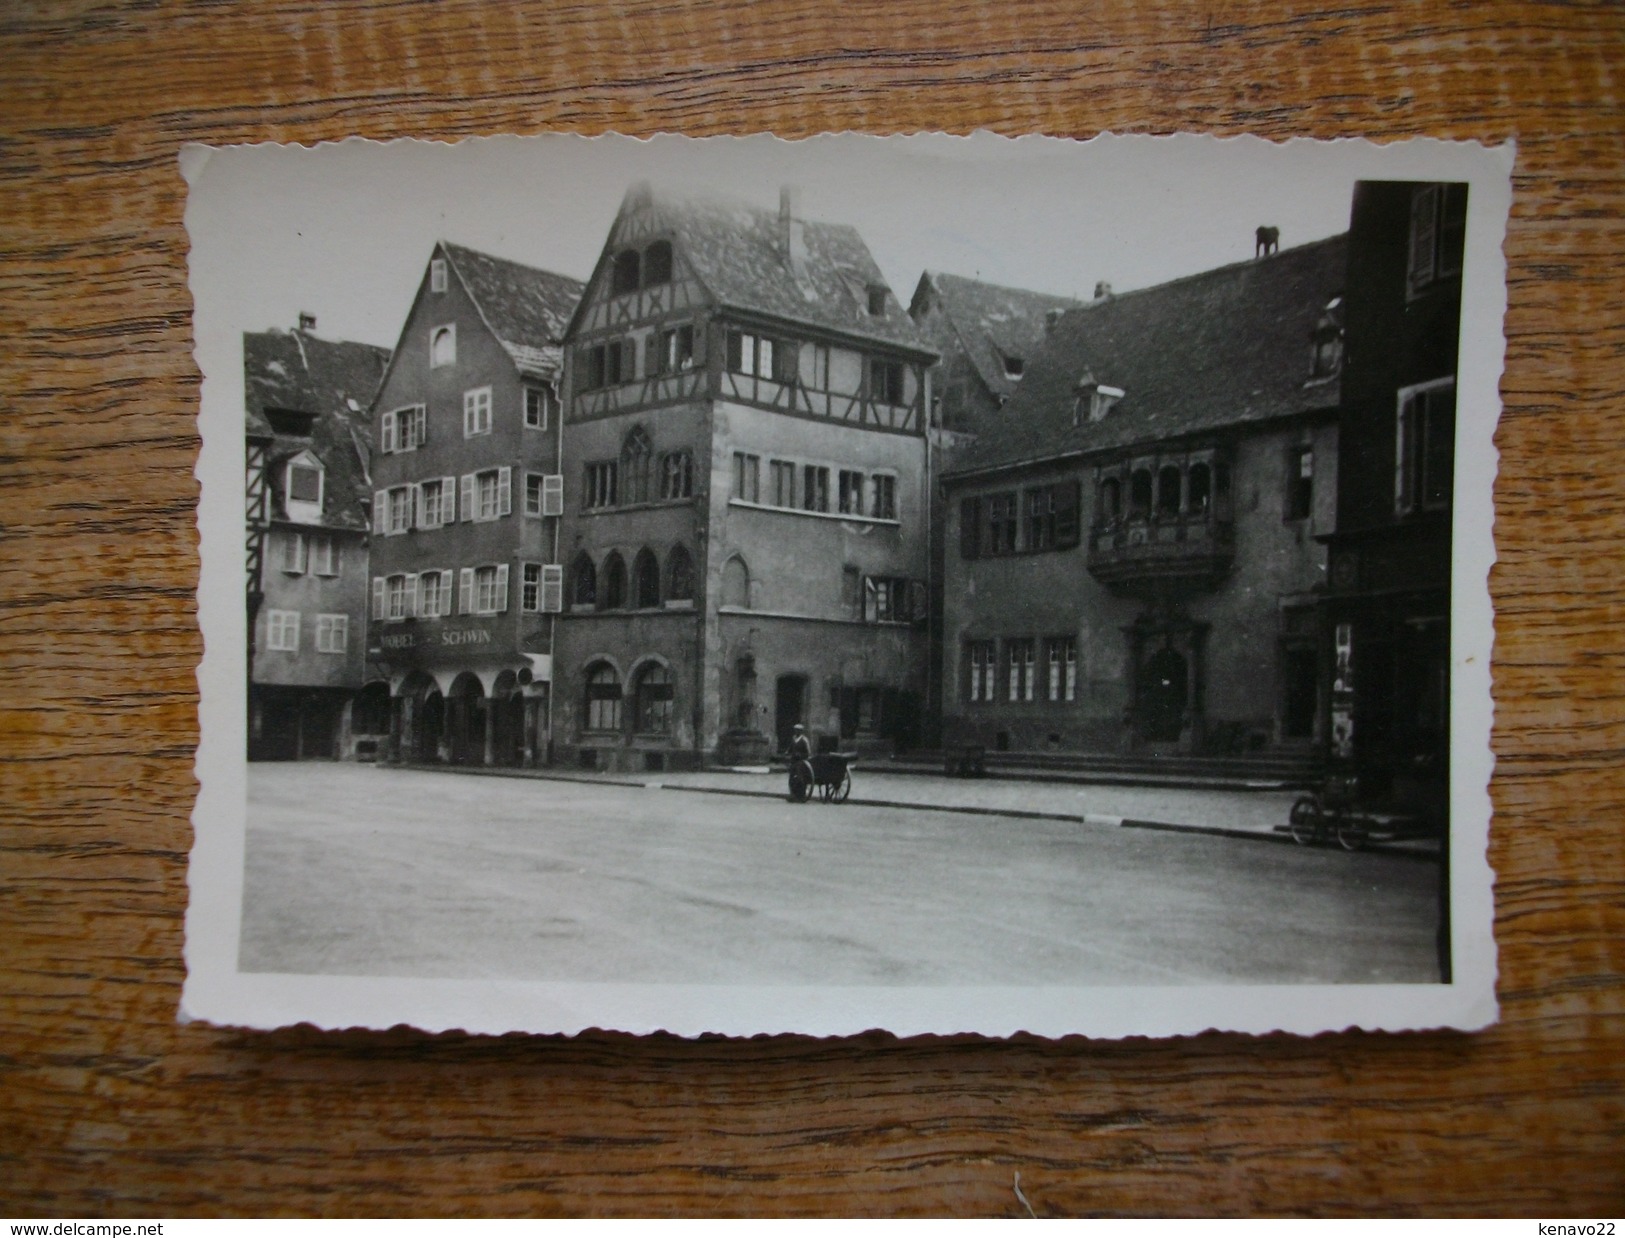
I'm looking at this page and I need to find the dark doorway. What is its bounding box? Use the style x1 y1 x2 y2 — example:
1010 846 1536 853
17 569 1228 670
1281 646 1319 739
448 674 486 765
774 674 807 753
1138 645 1189 742
416 691 445 763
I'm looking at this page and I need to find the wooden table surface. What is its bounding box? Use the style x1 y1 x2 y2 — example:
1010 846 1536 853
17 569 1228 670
3 0 1622 1217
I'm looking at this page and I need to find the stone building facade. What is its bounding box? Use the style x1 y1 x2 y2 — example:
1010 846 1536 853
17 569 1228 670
940 235 1348 766
552 185 938 771
245 321 390 760
366 243 584 766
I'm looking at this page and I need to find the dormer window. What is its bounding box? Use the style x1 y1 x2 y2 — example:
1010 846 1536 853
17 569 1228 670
430 258 447 293
430 325 456 368
264 407 317 437
1073 372 1124 425
1002 354 1025 380
283 453 324 524
1310 295 1344 379
866 284 888 316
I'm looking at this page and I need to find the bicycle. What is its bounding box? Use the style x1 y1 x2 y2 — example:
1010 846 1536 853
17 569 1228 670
1288 774 1369 851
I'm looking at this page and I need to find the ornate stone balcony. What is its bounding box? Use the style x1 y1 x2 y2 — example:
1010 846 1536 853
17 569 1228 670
1087 514 1235 594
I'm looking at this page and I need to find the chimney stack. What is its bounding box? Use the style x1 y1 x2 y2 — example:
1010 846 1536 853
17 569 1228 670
298 312 317 331
779 185 808 273
1093 281 1113 301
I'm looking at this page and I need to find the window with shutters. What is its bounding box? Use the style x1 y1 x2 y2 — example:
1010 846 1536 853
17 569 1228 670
584 462 617 509
541 564 563 614
463 387 492 437
309 534 337 576
430 325 456 368
657 323 695 373
469 468 510 522
315 613 348 654
580 339 627 390
266 610 299 651
1007 638 1036 702
863 576 910 623
1396 378 1456 516
521 562 542 612
1045 636 1077 702
280 530 307 574
1026 486 1057 551
380 405 426 453
524 385 554 430
660 451 693 500
525 473 546 518
965 640 996 704
417 570 451 618
384 486 414 535
417 477 452 529
385 574 412 621
473 564 508 615
1407 183 1468 298
727 330 774 379
985 492 1018 555
584 663 623 732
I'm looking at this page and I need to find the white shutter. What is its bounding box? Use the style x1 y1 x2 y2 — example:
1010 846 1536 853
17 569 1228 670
541 564 563 614
403 572 418 618
415 483 429 530
498 467 512 517
495 564 510 613
438 570 453 617
373 490 386 535
460 474 475 522
542 473 564 517
1408 184 1439 296
372 577 386 621
381 410 396 454
459 567 474 615
441 476 456 523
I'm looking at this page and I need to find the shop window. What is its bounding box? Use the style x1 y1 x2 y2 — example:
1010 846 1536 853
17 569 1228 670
633 663 675 734
584 663 623 732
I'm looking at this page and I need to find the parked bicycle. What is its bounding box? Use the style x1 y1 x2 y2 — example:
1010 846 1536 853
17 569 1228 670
1289 773 1370 851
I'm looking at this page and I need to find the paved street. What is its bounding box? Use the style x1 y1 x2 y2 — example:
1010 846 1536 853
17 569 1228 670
241 763 1443 985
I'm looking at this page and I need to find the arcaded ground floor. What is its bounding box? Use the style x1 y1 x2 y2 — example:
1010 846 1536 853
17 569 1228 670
241 764 1442 986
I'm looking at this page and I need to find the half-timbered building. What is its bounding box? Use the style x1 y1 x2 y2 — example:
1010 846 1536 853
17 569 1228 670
367 243 583 767
245 319 390 760
554 184 938 771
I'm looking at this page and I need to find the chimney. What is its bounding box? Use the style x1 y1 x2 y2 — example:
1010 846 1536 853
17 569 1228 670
1045 308 1064 334
779 185 808 273
1093 281 1112 301
298 312 317 331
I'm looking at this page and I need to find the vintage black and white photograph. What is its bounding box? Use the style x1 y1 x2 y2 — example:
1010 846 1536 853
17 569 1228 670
184 133 1507 1037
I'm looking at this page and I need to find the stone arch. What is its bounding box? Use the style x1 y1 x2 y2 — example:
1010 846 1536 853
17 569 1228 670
633 547 661 609
571 551 597 607
602 551 627 610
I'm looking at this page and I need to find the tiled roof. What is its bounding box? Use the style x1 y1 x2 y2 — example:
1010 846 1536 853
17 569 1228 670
440 243 585 376
244 329 390 530
912 272 1083 403
950 235 1349 477
633 188 935 356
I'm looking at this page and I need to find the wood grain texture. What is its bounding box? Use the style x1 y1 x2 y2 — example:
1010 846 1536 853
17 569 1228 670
1 0 1622 1217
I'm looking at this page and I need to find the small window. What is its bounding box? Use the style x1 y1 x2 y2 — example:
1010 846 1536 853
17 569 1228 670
985 492 1018 555
1396 381 1456 515
866 284 888 316
266 610 299 652
869 358 905 405
524 386 554 429
430 258 447 293
584 461 618 509
965 640 996 703
309 534 337 576
463 387 492 437
769 460 797 508
287 461 323 507
430 325 456 368
727 330 775 379
633 548 661 609
1007 638 1036 702
1286 447 1314 521
416 477 452 529
1045 636 1077 702
611 249 641 296
733 453 760 503
417 570 452 618
871 474 897 521
838 470 864 515
644 241 673 287
657 323 695 374
863 576 911 623
1408 183 1469 297
621 428 652 504
384 485 414 535
1002 354 1024 380
1026 487 1056 551
667 545 695 603
472 564 509 615
660 451 693 500
280 531 307 574
315 613 349 654
521 563 542 613
467 467 511 522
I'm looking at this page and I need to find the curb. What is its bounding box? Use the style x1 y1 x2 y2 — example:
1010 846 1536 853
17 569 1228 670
377 761 1436 859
